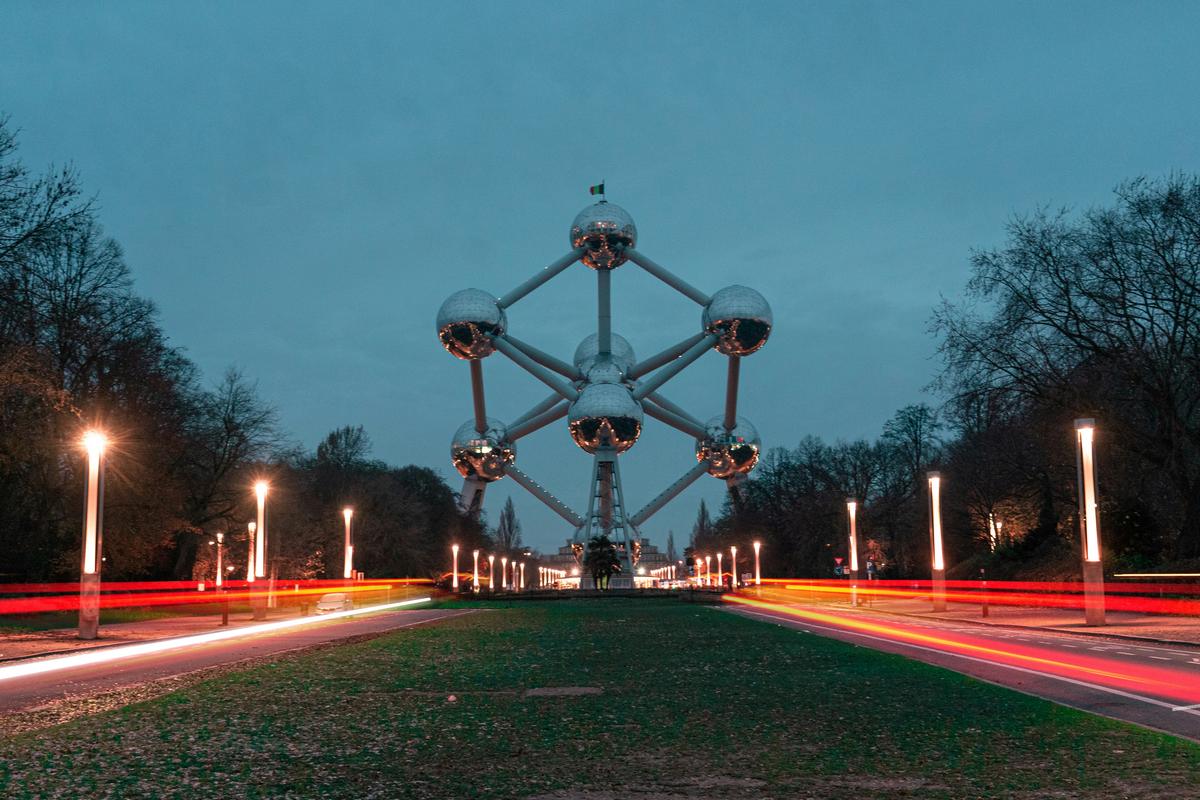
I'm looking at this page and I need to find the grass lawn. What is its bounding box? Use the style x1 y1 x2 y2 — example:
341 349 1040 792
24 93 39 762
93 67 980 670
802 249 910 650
1 599 1196 799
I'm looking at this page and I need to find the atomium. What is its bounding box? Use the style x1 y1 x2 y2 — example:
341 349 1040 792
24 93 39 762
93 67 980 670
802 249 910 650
570 202 637 270
437 197 771 585
451 418 515 482
696 416 760 479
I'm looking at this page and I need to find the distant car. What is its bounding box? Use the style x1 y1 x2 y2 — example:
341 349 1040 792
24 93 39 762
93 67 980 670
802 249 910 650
314 592 353 614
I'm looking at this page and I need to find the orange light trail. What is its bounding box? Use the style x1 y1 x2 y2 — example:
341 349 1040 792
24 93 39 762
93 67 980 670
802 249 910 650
724 594 1200 707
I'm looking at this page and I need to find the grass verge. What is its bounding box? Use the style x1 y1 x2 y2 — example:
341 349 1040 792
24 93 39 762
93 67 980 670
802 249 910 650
1 599 1196 799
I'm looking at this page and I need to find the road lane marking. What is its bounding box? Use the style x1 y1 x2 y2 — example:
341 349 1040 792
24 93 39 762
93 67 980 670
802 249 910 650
731 608 1200 718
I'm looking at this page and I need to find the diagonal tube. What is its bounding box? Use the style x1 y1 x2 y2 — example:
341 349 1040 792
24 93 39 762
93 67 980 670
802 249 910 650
508 400 569 441
504 335 582 380
497 249 583 308
469 360 488 434
625 248 711 306
643 399 708 440
631 333 719 400
627 332 708 379
723 356 740 431
647 392 707 431
492 336 579 401
630 461 712 527
506 464 584 527
508 392 564 431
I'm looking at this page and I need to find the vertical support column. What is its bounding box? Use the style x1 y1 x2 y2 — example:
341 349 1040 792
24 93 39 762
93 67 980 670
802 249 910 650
847 500 859 607
470 359 488 433
1075 419 1106 626
78 433 106 640
927 472 947 613
253 482 268 620
597 269 612 356
724 356 740 431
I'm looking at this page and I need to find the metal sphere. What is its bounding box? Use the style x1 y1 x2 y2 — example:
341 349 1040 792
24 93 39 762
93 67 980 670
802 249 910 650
450 417 515 482
436 289 506 360
696 415 761 478
570 202 637 270
573 332 635 377
703 285 773 356
568 383 643 454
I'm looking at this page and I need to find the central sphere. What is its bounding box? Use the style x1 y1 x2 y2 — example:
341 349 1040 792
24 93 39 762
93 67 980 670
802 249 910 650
573 332 635 377
696 415 761 478
570 202 637 270
450 418 515 482
437 289 506 360
568 383 643 454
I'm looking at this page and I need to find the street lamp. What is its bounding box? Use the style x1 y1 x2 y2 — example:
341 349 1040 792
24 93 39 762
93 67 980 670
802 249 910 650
752 541 761 586
1075 419 1106 626
473 549 480 593
501 556 508 589
847 500 859 606
488 554 495 592
716 552 723 589
214 532 225 588
519 562 525 590
927 472 947 612
343 507 354 580
730 546 738 589
246 521 257 582
253 481 269 620
79 430 107 640
451 544 460 590
704 555 712 587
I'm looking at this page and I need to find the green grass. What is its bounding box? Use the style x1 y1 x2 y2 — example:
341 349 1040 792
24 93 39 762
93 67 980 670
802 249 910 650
1 599 1196 799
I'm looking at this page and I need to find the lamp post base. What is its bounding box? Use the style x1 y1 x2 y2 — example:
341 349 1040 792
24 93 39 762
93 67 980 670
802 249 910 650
1083 560 1106 626
931 568 947 612
78 572 100 640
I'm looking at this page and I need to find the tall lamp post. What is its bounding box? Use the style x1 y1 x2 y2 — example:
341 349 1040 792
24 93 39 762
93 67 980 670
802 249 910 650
253 481 269 620
730 546 738 590
519 562 526 590
752 540 762 587
501 556 508 590
1075 419 1106 626
451 544 460 590
488 554 495 592
246 521 257 582
927 472 947 612
342 507 354 580
473 549 480 593
716 552 724 590
214 532 225 588
704 555 712 587
78 430 107 640
847 500 860 606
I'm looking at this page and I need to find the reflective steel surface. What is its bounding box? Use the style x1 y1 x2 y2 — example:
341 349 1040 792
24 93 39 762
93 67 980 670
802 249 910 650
702 285 773 356
437 289 506 359
573 332 635 376
570 202 637 270
568 383 643 454
696 415 760 478
450 417 515 481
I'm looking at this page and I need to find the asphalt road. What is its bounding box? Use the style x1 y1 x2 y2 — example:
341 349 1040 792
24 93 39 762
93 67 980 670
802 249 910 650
0 606 471 715
727 594 1200 741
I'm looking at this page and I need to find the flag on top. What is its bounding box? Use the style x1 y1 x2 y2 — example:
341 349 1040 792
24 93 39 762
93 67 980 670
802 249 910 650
589 182 605 196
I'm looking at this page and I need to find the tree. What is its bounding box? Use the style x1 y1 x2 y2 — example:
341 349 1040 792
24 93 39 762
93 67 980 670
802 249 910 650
584 534 621 590
690 499 713 546
494 496 522 555
935 176 1200 557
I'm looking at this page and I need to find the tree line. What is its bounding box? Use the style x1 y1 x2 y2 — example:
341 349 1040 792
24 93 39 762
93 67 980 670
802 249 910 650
696 176 1200 579
0 116 483 582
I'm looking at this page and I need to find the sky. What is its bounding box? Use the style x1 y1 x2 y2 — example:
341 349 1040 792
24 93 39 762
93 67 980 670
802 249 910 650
3 1 1199 555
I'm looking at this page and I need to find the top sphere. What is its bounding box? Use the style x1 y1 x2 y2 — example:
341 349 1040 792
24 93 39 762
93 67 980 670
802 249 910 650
703 285 773 356
570 202 637 270
573 332 636 377
437 289 506 360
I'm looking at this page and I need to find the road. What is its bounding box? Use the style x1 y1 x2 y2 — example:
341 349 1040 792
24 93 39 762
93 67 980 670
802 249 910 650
726 592 1200 741
0 605 470 716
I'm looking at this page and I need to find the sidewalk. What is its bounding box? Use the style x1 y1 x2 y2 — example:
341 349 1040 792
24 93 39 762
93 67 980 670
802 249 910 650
0 607 305 662
853 595 1200 646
